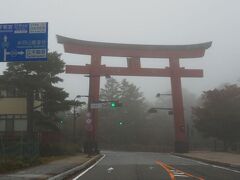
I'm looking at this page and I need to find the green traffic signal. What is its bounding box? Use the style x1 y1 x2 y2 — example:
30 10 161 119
110 101 122 108
111 102 116 107
119 121 123 125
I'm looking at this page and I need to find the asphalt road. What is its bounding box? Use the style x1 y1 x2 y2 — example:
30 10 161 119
73 151 240 180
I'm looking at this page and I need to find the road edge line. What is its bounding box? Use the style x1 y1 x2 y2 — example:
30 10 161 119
48 154 104 180
171 153 240 173
72 154 106 180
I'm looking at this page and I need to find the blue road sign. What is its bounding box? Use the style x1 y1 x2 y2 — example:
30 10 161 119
0 22 48 62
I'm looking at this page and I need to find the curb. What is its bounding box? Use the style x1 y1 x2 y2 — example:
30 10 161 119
172 153 240 171
48 154 103 180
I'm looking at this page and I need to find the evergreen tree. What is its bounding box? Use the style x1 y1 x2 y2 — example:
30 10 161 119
193 84 240 150
100 78 121 101
99 78 146 146
2 52 71 132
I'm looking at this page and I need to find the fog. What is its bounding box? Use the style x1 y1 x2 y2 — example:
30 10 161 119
1 0 240 101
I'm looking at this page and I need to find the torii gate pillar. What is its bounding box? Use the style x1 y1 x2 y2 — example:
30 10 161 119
57 35 212 153
170 58 188 151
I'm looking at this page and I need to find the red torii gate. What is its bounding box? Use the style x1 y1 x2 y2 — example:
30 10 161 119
57 35 212 153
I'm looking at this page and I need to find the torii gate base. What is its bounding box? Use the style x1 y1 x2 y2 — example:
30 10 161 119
57 35 212 153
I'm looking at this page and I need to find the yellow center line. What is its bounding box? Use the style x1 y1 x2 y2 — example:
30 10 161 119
156 160 205 180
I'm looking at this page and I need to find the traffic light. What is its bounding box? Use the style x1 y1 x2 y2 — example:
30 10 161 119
111 101 116 107
110 101 122 108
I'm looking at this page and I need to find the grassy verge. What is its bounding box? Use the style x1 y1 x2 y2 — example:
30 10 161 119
0 143 84 174
0 157 41 174
0 155 80 174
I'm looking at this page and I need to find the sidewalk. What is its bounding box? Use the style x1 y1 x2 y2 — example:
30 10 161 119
173 151 240 169
0 154 102 180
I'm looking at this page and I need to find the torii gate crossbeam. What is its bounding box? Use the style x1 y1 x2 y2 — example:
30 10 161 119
57 35 212 153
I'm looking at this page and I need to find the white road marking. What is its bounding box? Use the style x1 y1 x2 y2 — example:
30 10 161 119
72 154 106 180
174 174 189 177
211 165 240 174
171 154 208 165
107 167 114 173
174 172 185 175
171 154 240 174
196 161 209 166
149 166 154 170
170 167 190 177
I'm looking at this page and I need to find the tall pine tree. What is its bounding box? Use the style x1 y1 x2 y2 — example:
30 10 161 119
2 52 71 132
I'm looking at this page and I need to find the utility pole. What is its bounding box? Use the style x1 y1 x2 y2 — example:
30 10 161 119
73 95 88 143
73 95 81 142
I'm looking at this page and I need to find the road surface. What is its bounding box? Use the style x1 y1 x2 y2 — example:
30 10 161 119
73 151 240 180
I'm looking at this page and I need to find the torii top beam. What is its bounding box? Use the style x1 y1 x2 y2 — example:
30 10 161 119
57 35 212 77
57 35 212 59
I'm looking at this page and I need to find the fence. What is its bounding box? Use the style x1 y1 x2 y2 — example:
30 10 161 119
0 132 40 161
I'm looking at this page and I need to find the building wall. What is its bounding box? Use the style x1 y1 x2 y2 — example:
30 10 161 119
0 98 27 132
0 96 42 132
0 98 27 114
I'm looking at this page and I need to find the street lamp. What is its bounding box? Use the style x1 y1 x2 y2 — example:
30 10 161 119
155 92 173 115
84 74 111 110
156 93 172 97
84 74 111 154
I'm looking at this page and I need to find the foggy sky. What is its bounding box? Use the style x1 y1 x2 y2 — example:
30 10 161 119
1 0 240 102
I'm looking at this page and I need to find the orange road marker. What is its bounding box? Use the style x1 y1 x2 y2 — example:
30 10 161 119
156 161 175 180
156 160 205 180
